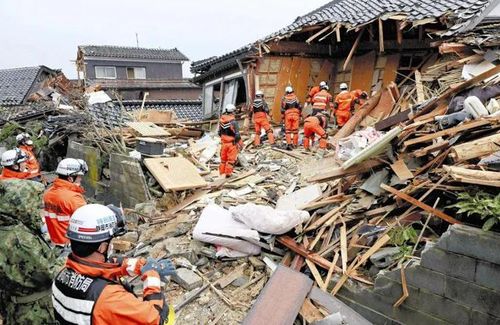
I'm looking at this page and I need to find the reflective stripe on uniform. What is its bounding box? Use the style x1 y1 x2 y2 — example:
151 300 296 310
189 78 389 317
126 258 138 276
43 210 70 222
52 283 93 325
143 276 161 289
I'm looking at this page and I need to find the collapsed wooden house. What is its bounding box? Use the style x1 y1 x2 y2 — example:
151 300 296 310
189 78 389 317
191 0 500 122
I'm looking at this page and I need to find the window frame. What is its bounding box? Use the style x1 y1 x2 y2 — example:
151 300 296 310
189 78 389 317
126 67 146 80
95 66 117 79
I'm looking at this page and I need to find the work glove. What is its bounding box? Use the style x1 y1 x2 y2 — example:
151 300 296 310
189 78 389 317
141 257 176 280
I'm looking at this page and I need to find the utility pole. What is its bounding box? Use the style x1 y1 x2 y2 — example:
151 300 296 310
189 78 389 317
136 33 139 47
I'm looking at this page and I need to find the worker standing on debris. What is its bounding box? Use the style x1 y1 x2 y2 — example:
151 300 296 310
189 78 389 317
43 158 87 247
306 81 328 104
52 204 175 324
16 132 41 180
218 104 243 177
250 90 275 146
334 83 358 128
0 149 31 180
281 86 302 150
303 111 329 154
311 83 333 116
0 179 64 324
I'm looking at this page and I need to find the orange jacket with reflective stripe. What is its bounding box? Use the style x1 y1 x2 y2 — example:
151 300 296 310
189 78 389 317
53 254 166 325
312 90 333 110
307 86 321 103
218 114 241 144
19 145 40 177
335 90 355 112
281 93 301 115
43 178 86 245
0 167 31 180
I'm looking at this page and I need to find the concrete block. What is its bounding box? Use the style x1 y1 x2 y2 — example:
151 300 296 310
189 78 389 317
475 261 500 291
445 276 500 318
374 276 471 324
470 310 500 325
384 265 446 296
438 225 500 265
421 246 476 281
171 268 202 290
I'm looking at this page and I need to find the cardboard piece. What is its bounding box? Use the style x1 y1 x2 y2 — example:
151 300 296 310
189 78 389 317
144 157 207 191
126 122 170 137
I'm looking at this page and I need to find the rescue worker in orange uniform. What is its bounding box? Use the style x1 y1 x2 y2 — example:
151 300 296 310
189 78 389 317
306 81 327 104
218 104 243 177
350 89 369 107
53 204 175 324
312 83 333 117
16 133 41 180
303 111 329 152
334 83 359 128
43 158 87 246
281 86 302 150
250 90 275 146
0 149 31 180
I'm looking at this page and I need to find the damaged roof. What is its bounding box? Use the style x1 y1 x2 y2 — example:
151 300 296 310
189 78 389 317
79 45 189 61
191 0 500 76
0 66 57 106
122 99 203 121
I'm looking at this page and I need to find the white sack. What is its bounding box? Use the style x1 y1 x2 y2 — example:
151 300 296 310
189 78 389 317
193 204 261 256
230 203 310 235
276 184 322 210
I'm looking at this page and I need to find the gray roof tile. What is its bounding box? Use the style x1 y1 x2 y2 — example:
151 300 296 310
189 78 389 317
122 100 203 122
0 66 42 106
79 45 189 61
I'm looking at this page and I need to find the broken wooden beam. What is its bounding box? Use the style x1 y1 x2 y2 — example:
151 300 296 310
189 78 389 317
449 132 500 162
277 236 342 272
343 28 365 71
443 165 500 188
380 183 461 224
308 159 384 183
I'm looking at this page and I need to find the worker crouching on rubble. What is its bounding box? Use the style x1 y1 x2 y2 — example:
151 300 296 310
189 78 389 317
218 103 243 177
303 110 329 156
281 86 302 150
53 204 176 324
43 158 87 248
0 148 31 180
250 90 275 147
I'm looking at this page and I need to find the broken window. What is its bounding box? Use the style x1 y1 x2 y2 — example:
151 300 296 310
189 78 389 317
127 67 146 80
95 66 116 79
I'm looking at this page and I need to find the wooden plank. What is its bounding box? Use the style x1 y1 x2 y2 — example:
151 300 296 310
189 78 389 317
393 267 409 308
271 57 293 122
126 122 170 137
317 60 334 89
380 183 461 224
444 165 500 187
288 57 302 93
300 298 324 323
351 50 376 92
242 265 313 325
295 58 312 104
144 157 207 191
343 28 366 72
449 133 500 162
382 54 400 87
277 236 342 272
412 141 450 158
216 263 247 289
305 259 326 288
305 200 350 232
322 252 339 292
378 19 385 53
390 159 414 180
363 87 395 125
308 159 384 182
415 70 425 103
340 225 348 274
375 109 410 131
403 119 496 147
331 234 390 295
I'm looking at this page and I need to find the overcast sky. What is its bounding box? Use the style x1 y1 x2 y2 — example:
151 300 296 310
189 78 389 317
0 0 326 78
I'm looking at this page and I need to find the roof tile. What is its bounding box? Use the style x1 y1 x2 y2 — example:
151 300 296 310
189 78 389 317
79 45 189 61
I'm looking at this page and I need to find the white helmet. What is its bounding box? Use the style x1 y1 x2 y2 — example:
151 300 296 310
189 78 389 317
1 149 27 167
67 204 127 243
56 158 88 176
285 86 293 93
319 81 327 87
224 104 236 114
16 133 33 146
340 83 349 91
255 90 264 97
